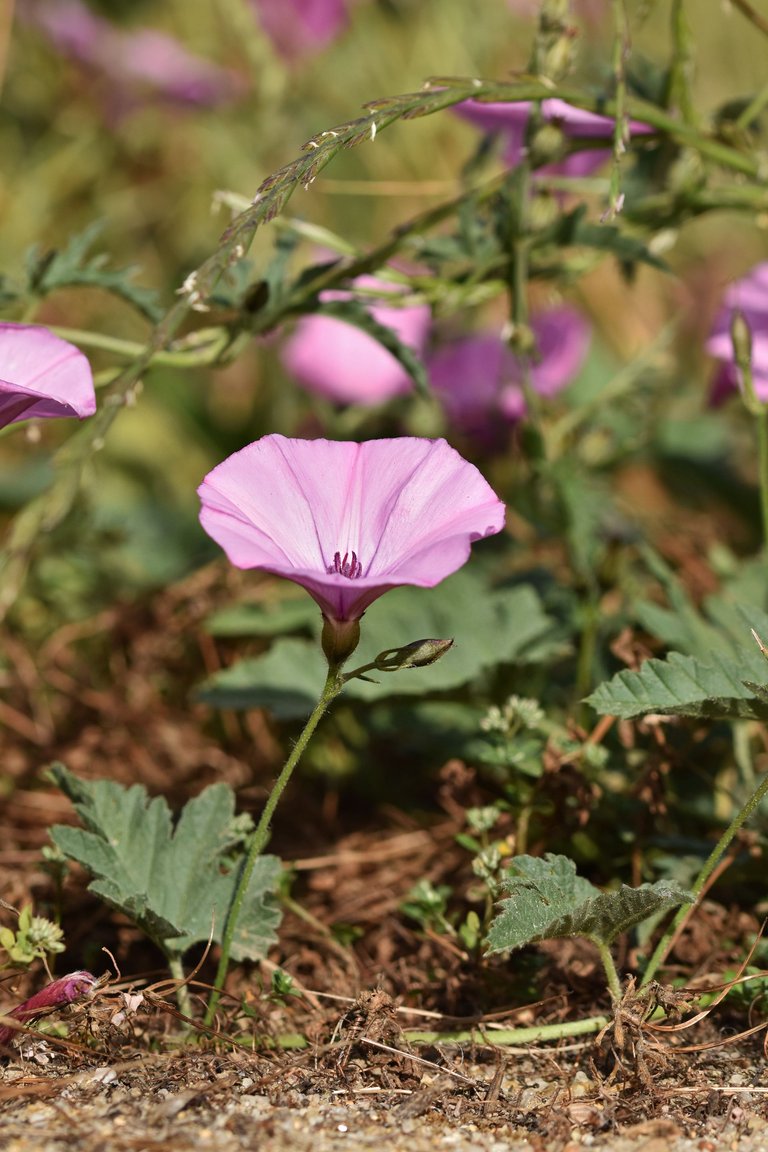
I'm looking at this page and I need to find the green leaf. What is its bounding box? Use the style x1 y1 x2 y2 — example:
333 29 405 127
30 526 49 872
197 638 326 719
590 547 768 720
26 223 162 322
48 764 281 960
486 854 692 953
585 648 768 721
552 204 668 273
198 571 565 715
346 575 562 700
206 598 319 638
310 298 429 397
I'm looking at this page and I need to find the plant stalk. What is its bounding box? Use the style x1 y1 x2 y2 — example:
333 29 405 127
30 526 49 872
204 664 344 1027
404 1013 610 1046
757 408 768 556
167 954 193 1020
641 766 768 986
594 937 623 1004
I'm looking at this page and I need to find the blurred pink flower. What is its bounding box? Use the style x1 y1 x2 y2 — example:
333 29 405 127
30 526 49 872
428 307 590 433
0 971 96 1048
198 435 505 627
250 0 349 59
27 1 240 107
454 98 652 177
707 264 768 403
280 275 431 406
0 324 96 428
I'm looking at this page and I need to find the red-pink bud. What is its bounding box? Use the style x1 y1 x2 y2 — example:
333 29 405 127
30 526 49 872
0 970 97 1048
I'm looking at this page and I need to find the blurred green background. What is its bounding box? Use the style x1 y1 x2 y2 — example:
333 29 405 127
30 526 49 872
2 0 768 612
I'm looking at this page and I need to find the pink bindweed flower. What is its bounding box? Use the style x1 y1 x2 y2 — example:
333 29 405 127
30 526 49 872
280 275 431 406
250 0 350 60
0 970 97 1048
0 324 96 428
707 263 768 404
428 307 590 435
198 435 505 659
454 98 652 177
26 0 241 108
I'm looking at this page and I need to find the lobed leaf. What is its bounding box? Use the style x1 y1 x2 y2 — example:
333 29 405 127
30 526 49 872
486 854 692 953
26 223 162 322
198 572 565 716
48 764 281 960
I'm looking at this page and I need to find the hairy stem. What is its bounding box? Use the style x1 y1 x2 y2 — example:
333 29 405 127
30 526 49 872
404 1013 610 1046
167 954 193 1020
204 665 345 1027
594 937 623 1004
641 767 768 987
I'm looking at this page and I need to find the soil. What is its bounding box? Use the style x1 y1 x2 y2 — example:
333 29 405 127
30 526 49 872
2 1037 768 1152
2 567 768 1150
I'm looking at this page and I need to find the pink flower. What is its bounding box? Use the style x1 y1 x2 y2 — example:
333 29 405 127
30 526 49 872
0 971 96 1048
250 0 349 60
198 435 505 630
26 0 240 108
0 324 96 428
707 264 768 403
454 98 652 176
428 307 590 433
280 275 431 406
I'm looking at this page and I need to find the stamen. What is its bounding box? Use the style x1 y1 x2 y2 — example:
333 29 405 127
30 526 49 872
327 550 363 579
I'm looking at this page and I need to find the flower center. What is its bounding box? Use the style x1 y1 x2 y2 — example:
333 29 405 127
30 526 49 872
327 550 363 579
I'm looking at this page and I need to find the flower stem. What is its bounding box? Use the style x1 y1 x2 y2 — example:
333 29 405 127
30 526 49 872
641 765 768 987
203 665 344 1028
757 408 768 555
404 1013 610 1046
593 937 623 1005
167 954 193 1020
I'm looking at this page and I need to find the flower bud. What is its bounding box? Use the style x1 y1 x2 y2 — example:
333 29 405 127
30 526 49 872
529 122 566 167
373 638 454 671
528 191 560 234
0 970 97 1048
321 616 361 669
731 309 753 374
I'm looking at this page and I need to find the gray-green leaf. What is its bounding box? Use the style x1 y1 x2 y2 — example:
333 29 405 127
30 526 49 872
486 854 692 953
48 764 281 961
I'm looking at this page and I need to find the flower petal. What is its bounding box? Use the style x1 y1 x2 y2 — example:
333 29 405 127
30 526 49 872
198 436 505 621
281 276 431 406
0 324 96 428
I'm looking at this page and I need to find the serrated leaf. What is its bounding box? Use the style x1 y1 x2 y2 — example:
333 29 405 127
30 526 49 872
26 223 162 322
597 547 768 720
585 648 768 721
48 764 281 960
486 854 692 953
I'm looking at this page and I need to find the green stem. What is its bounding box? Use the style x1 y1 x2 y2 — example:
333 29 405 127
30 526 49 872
203 665 345 1028
594 937 623 1004
641 766 768 987
757 409 768 556
735 77 768 131
403 1014 610 1046
167 954 193 1019
575 592 600 711
50 326 231 367
669 0 696 125
606 0 629 220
